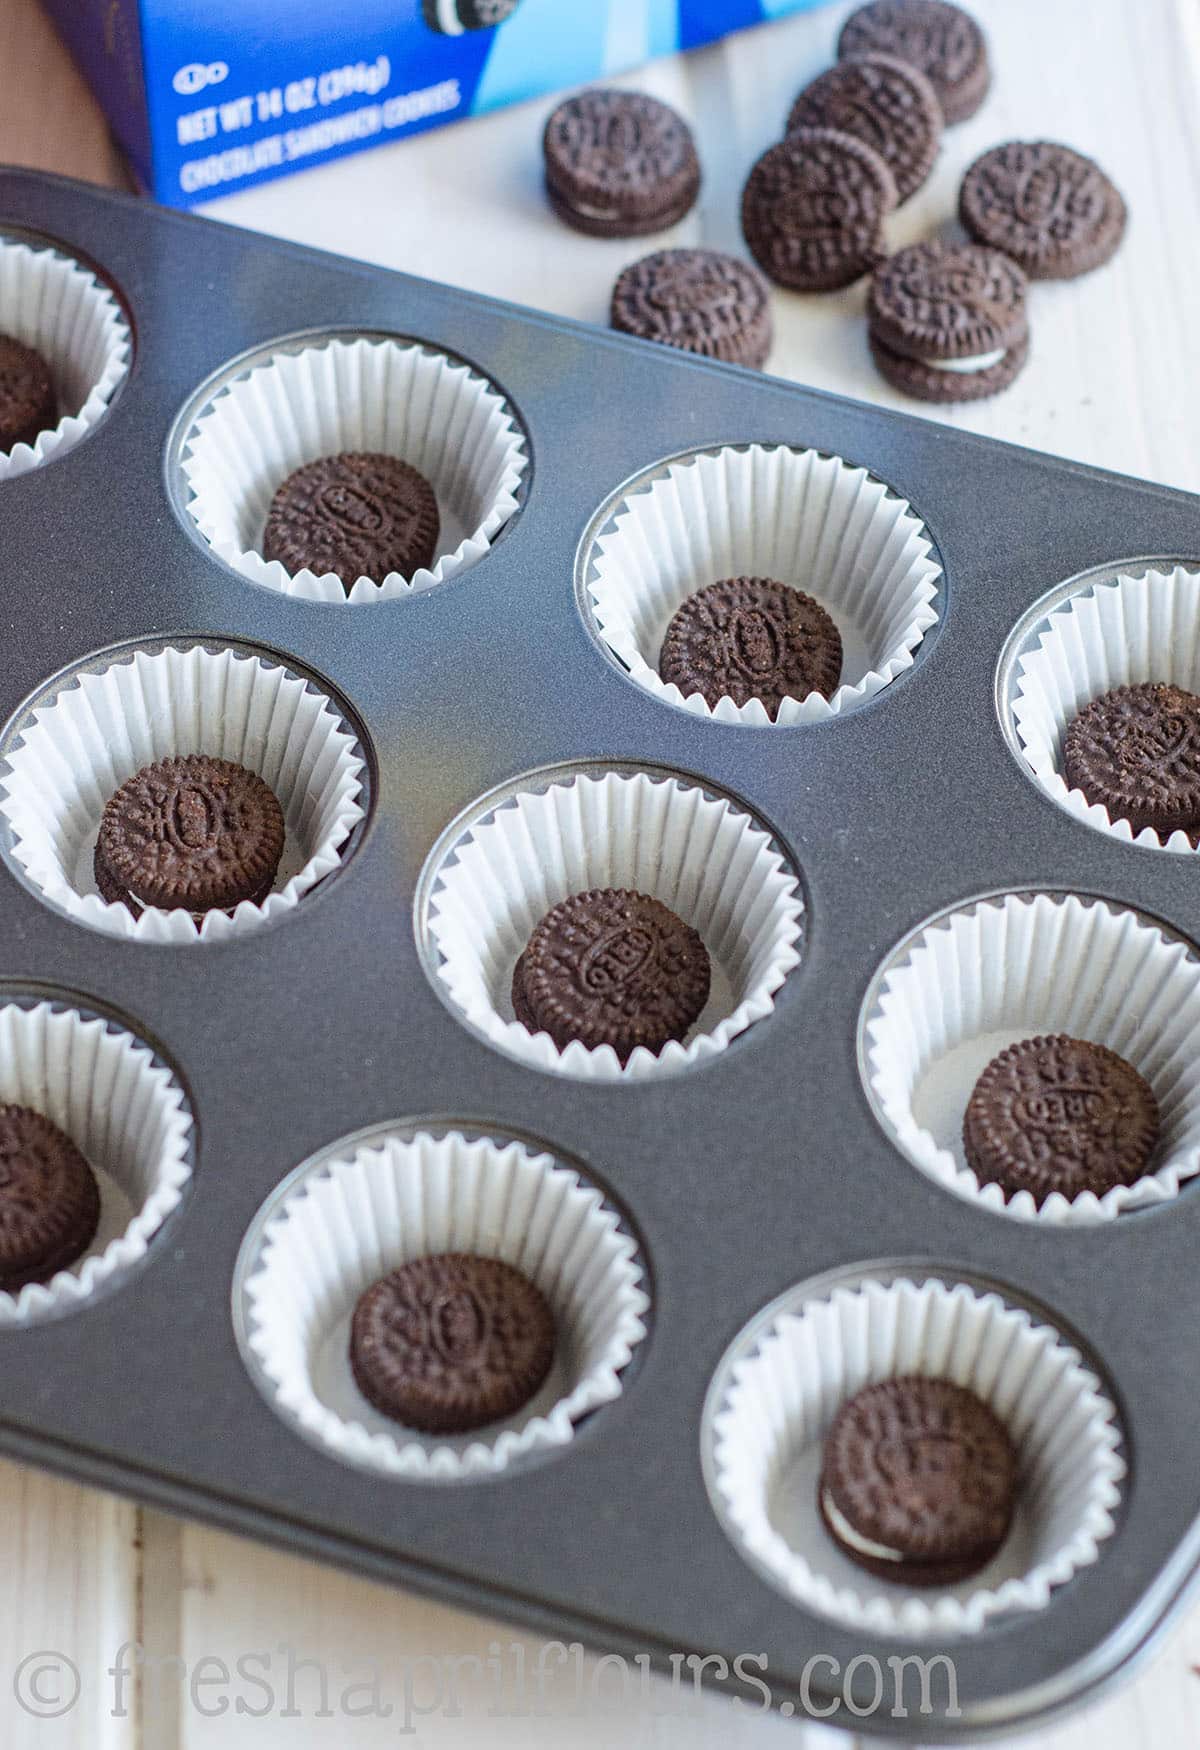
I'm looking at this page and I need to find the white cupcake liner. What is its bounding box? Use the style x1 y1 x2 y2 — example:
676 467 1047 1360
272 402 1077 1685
0 642 366 943
0 997 193 1324
238 1128 649 1480
862 891 1200 1223
0 235 130 479
586 445 942 725
1011 564 1200 852
704 1274 1124 1637
179 334 528 603
425 767 805 1080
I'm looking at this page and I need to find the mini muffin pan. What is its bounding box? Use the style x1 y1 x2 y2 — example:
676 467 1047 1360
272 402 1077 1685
1 168 1200 1740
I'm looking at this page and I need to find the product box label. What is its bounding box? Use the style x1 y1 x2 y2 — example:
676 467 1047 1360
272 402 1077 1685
46 0 825 206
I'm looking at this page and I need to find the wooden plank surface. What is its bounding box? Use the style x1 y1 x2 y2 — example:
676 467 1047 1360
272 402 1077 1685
2 0 1200 1743
207 0 1200 492
0 1457 138 1749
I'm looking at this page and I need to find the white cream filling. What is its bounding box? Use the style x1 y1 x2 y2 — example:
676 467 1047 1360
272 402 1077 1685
552 194 624 221
919 347 1008 375
822 1488 905 1564
436 0 465 33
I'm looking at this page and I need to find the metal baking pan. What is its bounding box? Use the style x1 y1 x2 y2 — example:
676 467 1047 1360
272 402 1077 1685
1 166 1199 1740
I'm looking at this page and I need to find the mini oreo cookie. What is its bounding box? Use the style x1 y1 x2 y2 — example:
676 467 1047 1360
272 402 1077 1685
95 755 286 917
513 888 710 1064
868 238 1029 401
262 451 440 591
741 127 897 292
1063 684 1200 838
960 141 1127 282
0 1105 101 1292
820 1377 1018 1586
350 1253 556 1435
786 53 942 206
838 0 990 126
543 89 701 238
659 578 842 716
421 0 521 32
0 333 57 453
610 248 773 369
870 327 1029 402
963 1035 1160 1207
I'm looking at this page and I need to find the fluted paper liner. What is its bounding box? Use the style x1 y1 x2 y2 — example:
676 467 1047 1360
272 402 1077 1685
0 235 130 480
240 1129 649 1480
587 445 941 725
180 335 528 603
0 644 366 943
706 1276 1124 1636
427 769 805 1080
0 999 193 1324
864 892 1200 1223
1011 565 1200 852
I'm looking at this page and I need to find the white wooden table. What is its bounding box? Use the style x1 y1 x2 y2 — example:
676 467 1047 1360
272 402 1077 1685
4 0 1200 1743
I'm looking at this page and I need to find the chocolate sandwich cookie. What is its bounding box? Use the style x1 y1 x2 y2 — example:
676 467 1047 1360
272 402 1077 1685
421 0 521 32
350 1253 556 1435
543 89 701 238
1063 683 1200 838
0 333 56 453
820 1377 1018 1586
960 141 1127 280
95 755 286 918
741 127 897 292
964 1035 1160 1206
513 888 710 1063
610 248 773 369
0 1105 101 1291
262 451 440 590
786 53 942 207
510 945 537 1032
659 577 842 716
868 238 1029 401
838 0 990 126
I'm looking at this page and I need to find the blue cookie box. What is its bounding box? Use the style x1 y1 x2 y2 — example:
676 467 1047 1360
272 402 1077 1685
44 0 829 208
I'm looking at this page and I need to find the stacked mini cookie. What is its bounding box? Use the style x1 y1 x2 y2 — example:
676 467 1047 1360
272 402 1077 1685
539 0 1128 405
543 87 775 369
745 0 1127 401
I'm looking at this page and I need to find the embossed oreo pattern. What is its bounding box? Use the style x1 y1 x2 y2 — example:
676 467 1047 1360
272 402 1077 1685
659 577 843 716
543 90 701 237
262 451 441 589
610 249 773 368
963 1036 1161 1206
513 889 711 1064
820 1377 1018 1585
95 755 286 914
0 334 56 453
786 53 942 206
959 141 1127 280
350 1253 556 1434
1063 684 1200 838
869 238 1027 360
741 128 897 292
0 1105 101 1291
838 0 990 125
